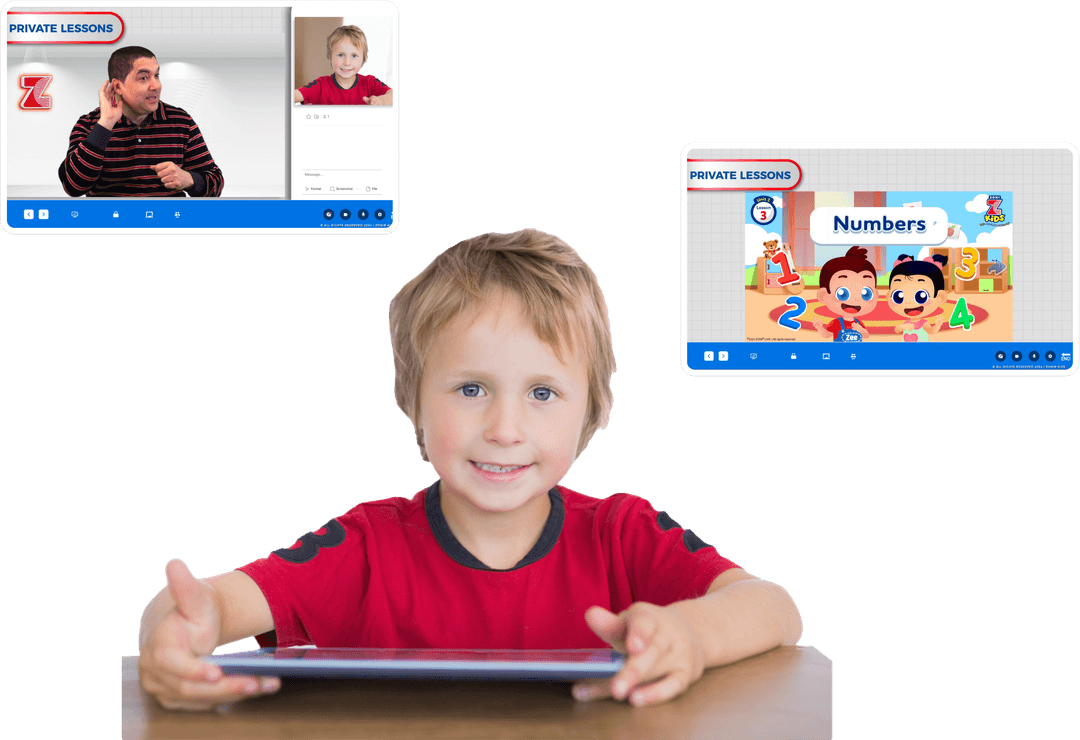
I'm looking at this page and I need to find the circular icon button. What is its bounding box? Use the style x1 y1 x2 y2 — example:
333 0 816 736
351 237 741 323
374 208 386 221
357 209 369 220
322 208 334 220
995 350 1006 362
340 209 352 220
1011 351 1023 361
1046 350 1057 362
1029 350 1040 362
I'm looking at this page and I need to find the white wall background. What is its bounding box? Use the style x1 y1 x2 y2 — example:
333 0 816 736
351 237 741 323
6 6 287 197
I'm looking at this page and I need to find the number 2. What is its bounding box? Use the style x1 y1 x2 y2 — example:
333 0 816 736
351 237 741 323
778 296 807 331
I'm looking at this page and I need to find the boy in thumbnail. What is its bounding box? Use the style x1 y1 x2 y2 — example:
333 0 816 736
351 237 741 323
888 258 951 341
812 246 878 341
138 230 801 710
58 46 224 197
294 25 393 105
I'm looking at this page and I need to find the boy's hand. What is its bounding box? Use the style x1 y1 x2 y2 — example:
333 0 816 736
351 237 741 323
138 559 280 710
151 162 195 191
363 92 392 105
573 603 705 707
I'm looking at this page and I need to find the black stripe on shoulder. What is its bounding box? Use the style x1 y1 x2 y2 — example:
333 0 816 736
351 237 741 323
656 511 681 531
683 529 712 553
303 80 319 89
272 519 346 564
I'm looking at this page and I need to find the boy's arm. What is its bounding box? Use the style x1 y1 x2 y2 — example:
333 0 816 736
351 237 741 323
364 88 393 105
138 559 279 710
575 568 801 706
293 89 304 103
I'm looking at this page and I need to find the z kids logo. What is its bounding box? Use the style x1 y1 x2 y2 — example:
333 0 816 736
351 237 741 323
18 74 53 110
273 519 346 563
985 195 1005 223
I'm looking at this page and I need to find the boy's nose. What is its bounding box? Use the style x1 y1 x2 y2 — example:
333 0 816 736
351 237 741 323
484 398 525 446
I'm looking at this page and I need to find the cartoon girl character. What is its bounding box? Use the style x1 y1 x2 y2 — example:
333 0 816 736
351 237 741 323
887 258 951 342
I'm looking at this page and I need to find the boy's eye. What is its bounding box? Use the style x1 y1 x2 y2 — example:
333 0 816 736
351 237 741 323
860 286 875 301
891 289 904 304
459 383 484 398
529 387 554 402
915 290 929 304
834 287 850 301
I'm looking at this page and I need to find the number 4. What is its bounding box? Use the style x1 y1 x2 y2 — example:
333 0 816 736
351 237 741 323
949 296 974 331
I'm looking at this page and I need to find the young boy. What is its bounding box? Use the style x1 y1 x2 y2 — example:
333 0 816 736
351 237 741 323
138 230 801 710
812 246 878 341
293 25 393 106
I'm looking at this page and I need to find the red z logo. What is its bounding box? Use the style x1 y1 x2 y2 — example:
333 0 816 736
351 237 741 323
18 74 53 110
986 197 1003 216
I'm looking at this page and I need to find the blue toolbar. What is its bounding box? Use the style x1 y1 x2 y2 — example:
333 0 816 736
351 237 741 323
7 199 394 229
687 342 1075 371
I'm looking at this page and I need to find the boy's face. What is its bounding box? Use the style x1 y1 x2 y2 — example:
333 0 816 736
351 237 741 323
817 271 877 318
115 57 161 117
330 39 363 81
888 274 947 319
418 294 589 518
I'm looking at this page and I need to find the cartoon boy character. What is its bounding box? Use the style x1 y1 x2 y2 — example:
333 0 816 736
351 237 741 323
812 246 878 342
887 258 951 342
294 25 393 105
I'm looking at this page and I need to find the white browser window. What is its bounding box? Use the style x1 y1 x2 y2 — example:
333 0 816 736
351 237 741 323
682 144 1078 375
2 0 399 232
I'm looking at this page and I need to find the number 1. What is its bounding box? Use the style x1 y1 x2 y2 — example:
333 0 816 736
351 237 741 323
770 251 801 286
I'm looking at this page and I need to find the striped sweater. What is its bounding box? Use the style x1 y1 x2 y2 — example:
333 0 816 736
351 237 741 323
59 101 224 197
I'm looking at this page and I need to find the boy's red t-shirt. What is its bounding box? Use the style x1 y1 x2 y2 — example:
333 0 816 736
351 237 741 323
298 74 390 105
238 483 738 649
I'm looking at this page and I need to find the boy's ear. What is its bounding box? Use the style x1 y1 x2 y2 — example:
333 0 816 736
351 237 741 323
816 287 828 303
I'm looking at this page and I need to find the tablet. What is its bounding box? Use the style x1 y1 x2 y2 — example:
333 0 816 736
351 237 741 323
205 647 625 681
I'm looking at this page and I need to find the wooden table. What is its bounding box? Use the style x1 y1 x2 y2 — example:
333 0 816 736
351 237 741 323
122 646 830 739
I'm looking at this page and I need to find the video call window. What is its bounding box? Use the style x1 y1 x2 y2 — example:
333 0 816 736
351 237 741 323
682 145 1078 374
2 0 398 232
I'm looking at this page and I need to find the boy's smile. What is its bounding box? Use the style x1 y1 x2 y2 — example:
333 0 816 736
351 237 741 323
331 40 363 85
418 292 589 530
816 271 877 318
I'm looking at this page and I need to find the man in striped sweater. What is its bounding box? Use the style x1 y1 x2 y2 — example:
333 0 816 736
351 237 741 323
58 46 224 197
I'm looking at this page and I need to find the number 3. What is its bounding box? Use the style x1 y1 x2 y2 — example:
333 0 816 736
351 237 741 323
955 246 979 281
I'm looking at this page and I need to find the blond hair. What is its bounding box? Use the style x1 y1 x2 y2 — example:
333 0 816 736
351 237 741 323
326 25 368 66
390 229 615 461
